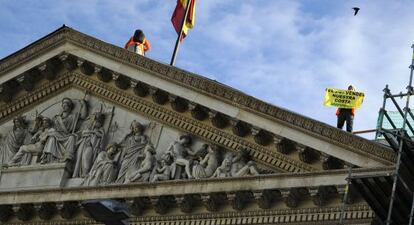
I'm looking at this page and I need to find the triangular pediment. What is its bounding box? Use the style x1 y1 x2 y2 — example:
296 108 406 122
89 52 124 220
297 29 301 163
0 26 394 174
0 26 391 225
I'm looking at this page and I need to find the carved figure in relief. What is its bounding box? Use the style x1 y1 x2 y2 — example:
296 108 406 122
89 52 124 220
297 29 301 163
229 150 260 177
115 120 148 183
125 144 155 183
150 159 172 182
212 158 232 178
192 144 219 179
232 160 260 176
40 98 88 164
82 143 121 186
0 116 28 167
165 134 197 179
8 117 54 166
72 113 105 178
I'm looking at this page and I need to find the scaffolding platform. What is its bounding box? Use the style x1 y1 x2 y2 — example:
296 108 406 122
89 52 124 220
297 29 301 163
351 129 414 224
343 45 414 225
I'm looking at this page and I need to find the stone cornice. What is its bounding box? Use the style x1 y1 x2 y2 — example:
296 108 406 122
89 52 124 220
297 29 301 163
0 166 393 204
3 204 373 225
131 204 373 225
0 26 68 74
0 26 395 166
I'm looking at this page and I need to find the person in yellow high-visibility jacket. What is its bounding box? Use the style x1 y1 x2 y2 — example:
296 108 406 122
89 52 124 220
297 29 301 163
124 30 151 56
336 85 356 133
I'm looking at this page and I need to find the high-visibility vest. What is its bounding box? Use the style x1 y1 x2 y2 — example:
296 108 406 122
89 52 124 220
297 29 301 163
124 37 151 56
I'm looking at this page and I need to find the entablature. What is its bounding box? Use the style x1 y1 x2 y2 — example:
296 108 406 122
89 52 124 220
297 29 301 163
0 167 386 224
0 166 392 205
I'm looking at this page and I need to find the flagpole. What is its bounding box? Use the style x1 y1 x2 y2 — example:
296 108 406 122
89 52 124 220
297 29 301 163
170 0 192 66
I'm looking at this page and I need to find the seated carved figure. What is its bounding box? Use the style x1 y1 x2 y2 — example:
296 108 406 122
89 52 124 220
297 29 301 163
232 160 259 177
150 159 172 182
212 158 232 178
229 150 260 177
82 143 121 186
192 145 218 179
9 117 54 166
212 150 260 178
166 134 197 179
125 144 155 183
40 98 88 164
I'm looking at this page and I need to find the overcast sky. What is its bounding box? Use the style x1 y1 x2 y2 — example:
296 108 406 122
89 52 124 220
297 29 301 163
1 0 414 139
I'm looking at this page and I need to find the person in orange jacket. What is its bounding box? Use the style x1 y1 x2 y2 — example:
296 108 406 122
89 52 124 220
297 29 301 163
124 29 151 56
336 85 356 133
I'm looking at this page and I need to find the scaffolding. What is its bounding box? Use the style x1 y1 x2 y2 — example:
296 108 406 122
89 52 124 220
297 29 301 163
344 45 414 225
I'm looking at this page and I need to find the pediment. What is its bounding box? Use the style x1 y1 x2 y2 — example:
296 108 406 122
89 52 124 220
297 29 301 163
0 26 394 181
0 26 390 225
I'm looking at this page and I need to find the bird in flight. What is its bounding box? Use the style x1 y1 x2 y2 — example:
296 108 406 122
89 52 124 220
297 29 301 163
352 7 360 16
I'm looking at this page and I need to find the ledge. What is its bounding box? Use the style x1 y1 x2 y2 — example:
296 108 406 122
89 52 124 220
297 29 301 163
0 166 394 204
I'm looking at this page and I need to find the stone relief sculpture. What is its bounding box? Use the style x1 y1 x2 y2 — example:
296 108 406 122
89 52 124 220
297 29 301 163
125 144 156 183
72 112 105 178
150 159 172 182
212 150 259 178
0 95 264 188
229 149 260 177
115 120 149 183
192 144 219 179
8 117 54 166
82 143 121 186
40 98 88 164
0 116 28 167
164 134 198 179
212 158 232 178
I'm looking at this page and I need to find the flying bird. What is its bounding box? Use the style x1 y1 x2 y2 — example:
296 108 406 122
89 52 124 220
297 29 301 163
352 7 360 16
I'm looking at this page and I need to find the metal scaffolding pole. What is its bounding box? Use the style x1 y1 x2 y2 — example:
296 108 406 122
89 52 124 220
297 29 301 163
339 165 353 224
409 194 414 225
385 44 414 225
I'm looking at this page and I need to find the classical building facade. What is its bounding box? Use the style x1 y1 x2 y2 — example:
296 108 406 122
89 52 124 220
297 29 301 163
0 26 394 225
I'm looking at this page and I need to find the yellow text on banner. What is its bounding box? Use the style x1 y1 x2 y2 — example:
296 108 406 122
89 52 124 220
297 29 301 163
323 88 365 109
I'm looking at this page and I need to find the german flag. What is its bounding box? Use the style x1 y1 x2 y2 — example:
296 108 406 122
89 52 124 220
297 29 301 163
171 0 196 39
